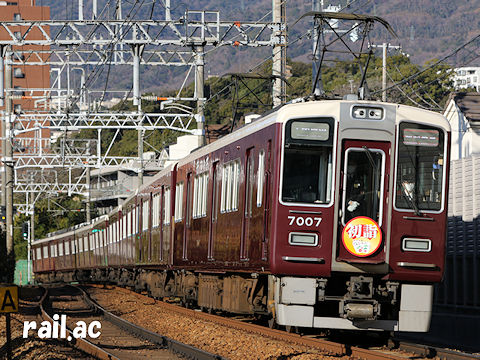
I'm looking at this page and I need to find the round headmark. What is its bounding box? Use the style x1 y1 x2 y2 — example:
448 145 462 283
342 216 382 257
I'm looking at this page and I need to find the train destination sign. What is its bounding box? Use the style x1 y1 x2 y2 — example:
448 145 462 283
0 286 18 313
291 122 329 141
342 216 382 257
403 128 439 147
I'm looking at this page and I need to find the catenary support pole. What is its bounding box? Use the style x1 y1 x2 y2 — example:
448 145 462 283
133 45 144 185
195 45 205 146
5 49 14 281
312 0 323 96
1 46 5 212
272 0 286 107
29 191 34 283
382 42 387 102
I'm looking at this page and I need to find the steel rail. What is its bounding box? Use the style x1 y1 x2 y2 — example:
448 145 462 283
392 339 480 360
39 286 121 360
75 285 225 360
83 285 416 360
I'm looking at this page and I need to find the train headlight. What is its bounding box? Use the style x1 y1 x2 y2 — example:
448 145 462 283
402 238 431 252
352 106 384 120
288 232 318 246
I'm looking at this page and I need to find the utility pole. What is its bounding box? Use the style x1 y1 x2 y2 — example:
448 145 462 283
5 49 14 281
369 42 400 102
272 0 286 107
195 45 205 146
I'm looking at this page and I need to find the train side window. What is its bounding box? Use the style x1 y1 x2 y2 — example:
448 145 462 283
193 172 209 218
59 242 64 256
127 211 132 236
122 215 127 238
36 247 42 260
221 160 240 213
84 236 89 251
152 194 160 228
164 187 171 225
65 241 70 255
43 246 48 258
175 182 184 222
143 200 150 231
257 150 265 207
71 240 75 254
50 244 56 258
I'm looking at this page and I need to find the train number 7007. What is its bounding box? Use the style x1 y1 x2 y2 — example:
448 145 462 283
288 216 322 227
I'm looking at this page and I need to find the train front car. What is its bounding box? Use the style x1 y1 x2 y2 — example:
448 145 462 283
270 100 450 332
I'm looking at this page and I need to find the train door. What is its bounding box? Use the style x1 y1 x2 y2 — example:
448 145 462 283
241 148 254 260
337 140 390 263
183 172 192 260
208 161 219 260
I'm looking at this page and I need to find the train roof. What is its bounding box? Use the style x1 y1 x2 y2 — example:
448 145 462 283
176 99 450 167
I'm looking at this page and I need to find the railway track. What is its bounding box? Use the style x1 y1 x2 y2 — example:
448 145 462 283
85 284 480 360
42 285 224 360
0 287 94 360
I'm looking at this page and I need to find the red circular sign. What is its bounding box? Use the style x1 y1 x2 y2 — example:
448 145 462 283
342 216 382 257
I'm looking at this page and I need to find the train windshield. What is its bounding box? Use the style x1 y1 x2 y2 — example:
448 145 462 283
342 147 385 225
395 122 445 212
282 118 334 204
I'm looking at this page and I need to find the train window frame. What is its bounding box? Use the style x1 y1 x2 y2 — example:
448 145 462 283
164 187 171 225
221 159 240 213
341 147 386 227
257 150 265 207
393 121 448 214
152 193 161 228
193 172 209 219
142 199 150 231
280 117 336 207
175 182 184 222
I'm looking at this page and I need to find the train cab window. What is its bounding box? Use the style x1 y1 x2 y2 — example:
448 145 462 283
342 148 385 225
395 122 445 212
282 118 334 204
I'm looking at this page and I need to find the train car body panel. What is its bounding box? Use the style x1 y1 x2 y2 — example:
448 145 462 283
32 99 451 333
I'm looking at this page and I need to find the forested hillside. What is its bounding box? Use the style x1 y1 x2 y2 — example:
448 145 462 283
37 0 480 93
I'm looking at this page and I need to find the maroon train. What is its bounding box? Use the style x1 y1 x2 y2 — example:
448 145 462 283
33 99 451 332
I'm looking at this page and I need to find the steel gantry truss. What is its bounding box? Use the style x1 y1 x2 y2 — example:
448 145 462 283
3 6 286 216
0 12 282 48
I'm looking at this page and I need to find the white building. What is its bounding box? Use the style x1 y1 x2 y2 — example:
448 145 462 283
452 67 480 91
443 92 480 160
